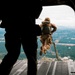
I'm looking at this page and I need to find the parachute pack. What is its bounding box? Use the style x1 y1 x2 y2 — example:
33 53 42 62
41 21 51 35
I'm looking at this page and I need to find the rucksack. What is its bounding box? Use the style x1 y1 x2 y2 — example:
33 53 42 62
41 22 51 35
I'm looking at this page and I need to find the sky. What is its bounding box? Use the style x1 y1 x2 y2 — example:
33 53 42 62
36 5 75 28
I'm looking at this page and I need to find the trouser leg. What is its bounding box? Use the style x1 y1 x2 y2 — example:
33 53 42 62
0 32 21 75
22 36 37 75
